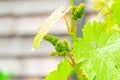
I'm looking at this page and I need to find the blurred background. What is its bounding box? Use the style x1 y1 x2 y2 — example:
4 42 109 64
0 0 95 80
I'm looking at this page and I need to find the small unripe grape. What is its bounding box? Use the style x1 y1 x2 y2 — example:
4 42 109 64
55 42 65 52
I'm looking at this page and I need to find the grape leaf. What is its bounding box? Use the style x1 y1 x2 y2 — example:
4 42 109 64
72 21 120 80
45 59 72 80
112 0 120 27
104 13 114 30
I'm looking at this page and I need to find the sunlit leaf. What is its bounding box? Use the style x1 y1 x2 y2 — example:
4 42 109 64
72 21 120 80
45 59 72 80
105 13 114 31
112 0 120 27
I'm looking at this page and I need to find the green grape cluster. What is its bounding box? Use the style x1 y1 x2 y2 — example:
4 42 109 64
44 35 70 57
70 3 85 20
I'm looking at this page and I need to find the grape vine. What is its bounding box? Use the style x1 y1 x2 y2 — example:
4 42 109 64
32 0 120 80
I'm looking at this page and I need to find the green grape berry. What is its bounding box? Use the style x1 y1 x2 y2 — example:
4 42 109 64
63 40 70 52
55 40 70 57
50 51 59 56
70 6 77 14
55 42 65 52
59 51 68 57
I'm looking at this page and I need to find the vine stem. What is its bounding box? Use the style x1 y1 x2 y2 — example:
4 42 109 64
68 0 86 79
63 15 71 33
65 53 86 80
70 0 74 5
69 0 77 43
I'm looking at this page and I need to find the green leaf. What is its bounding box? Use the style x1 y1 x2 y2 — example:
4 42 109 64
45 59 72 80
104 13 114 30
83 21 113 48
0 71 11 80
112 0 120 27
72 21 120 80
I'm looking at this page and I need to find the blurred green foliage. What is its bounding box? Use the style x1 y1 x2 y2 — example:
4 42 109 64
0 71 11 80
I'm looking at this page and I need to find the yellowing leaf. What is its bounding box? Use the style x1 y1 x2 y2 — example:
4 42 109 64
91 1 106 11
32 7 70 51
90 0 105 3
96 8 109 18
